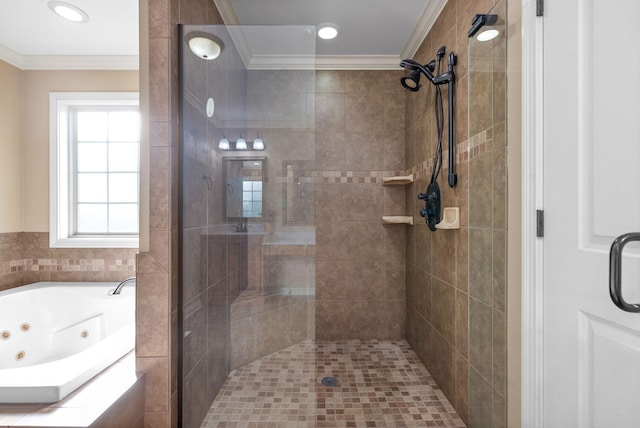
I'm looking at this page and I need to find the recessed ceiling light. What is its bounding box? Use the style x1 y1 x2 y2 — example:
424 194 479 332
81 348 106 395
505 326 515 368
47 1 89 23
477 29 499 42
317 24 339 40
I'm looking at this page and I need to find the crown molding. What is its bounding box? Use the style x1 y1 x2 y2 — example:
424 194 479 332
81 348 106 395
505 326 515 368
22 55 139 70
0 44 139 70
401 0 449 59
0 44 24 69
214 0 444 69
314 55 401 70
214 0 239 25
225 26 253 69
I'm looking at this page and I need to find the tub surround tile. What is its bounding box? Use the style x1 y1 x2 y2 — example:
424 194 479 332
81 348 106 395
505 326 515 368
136 273 170 357
144 411 170 428
137 357 169 413
149 147 170 230
0 232 136 292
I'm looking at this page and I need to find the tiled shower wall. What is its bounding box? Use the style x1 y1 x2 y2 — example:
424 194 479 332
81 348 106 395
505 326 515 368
139 0 226 426
0 232 135 292
314 70 407 340
405 0 507 425
467 0 508 426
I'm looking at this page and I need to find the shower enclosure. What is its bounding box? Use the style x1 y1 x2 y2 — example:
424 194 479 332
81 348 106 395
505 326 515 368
178 4 509 425
179 25 317 427
466 0 508 426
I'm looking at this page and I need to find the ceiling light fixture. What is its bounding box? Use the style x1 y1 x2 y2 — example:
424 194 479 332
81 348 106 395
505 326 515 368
48 1 89 23
477 29 500 42
317 24 339 40
187 34 223 60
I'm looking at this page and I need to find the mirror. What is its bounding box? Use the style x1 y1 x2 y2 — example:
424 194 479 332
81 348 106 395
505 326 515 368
223 157 266 221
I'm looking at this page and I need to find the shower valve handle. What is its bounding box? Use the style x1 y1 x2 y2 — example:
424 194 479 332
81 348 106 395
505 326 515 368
418 192 439 202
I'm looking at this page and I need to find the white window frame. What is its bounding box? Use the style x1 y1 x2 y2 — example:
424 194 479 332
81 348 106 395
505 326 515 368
49 92 140 248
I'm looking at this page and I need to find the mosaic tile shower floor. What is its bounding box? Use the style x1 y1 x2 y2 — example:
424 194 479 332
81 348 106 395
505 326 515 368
201 340 466 428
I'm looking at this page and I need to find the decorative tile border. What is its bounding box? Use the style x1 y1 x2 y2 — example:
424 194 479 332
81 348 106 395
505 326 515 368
467 127 494 160
275 170 405 185
1 258 135 276
0 232 136 284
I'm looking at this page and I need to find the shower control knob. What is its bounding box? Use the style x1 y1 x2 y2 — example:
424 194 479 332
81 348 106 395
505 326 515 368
420 208 428 218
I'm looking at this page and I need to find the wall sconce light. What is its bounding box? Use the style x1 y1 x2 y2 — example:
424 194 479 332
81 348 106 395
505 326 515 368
235 135 247 150
218 136 230 150
218 134 266 151
253 134 265 150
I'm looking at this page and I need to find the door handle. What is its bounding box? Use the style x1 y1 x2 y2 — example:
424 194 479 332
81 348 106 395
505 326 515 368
609 233 640 313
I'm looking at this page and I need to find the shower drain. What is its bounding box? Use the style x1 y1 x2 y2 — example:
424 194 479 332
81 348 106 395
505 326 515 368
321 376 339 387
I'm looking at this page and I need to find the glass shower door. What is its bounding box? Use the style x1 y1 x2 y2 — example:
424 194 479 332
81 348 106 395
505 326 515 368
179 24 316 428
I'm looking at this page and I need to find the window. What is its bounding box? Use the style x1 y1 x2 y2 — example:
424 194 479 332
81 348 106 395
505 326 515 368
242 180 262 217
50 93 139 248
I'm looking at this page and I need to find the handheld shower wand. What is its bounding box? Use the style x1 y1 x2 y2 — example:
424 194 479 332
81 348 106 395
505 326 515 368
401 47 458 230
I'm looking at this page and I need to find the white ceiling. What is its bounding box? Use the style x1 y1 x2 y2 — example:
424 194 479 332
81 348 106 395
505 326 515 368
0 0 138 69
216 0 446 69
0 0 445 70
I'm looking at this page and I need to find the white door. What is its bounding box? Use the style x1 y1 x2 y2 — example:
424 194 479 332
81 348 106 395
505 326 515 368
543 0 640 426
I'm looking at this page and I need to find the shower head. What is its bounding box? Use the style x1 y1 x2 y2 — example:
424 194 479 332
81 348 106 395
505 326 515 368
400 59 435 82
399 59 438 91
401 70 421 91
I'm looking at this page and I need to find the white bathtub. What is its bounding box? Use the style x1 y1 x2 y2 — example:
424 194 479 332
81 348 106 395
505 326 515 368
0 281 135 403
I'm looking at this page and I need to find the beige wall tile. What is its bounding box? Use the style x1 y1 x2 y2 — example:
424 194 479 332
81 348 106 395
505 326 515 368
469 297 492 381
469 229 493 304
455 351 469 423
431 278 456 342
149 38 170 123
137 357 169 412
345 261 386 301
456 290 469 358
136 273 169 357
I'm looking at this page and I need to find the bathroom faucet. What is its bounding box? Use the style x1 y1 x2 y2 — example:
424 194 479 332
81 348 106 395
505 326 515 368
236 217 248 233
110 277 136 295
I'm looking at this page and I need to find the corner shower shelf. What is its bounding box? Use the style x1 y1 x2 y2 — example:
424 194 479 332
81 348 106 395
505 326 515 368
382 216 414 225
382 174 413 186
435 207 460 229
